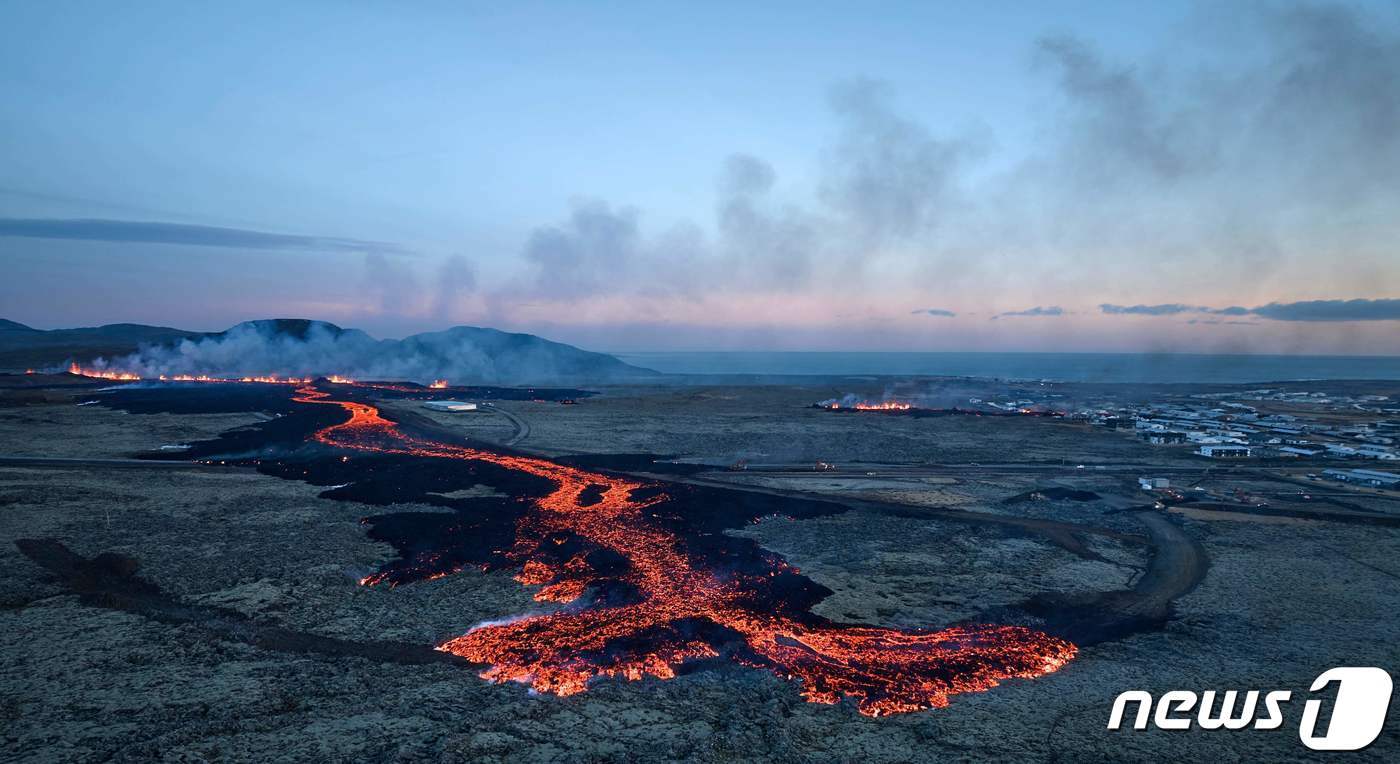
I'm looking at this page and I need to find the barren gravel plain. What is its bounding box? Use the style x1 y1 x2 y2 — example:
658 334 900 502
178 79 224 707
2 380 1398 762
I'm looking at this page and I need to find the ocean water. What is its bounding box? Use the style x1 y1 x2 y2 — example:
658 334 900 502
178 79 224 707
615 352 1400 384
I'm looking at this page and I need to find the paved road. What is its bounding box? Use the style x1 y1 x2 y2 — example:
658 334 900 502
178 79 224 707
630 469 1149 549
735 462 1247 477
1125 510 1208 616
486 404 531 447
0 456 242 472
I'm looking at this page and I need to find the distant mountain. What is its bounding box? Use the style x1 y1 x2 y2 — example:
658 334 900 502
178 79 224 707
0 317 655 384
0 319 39 333
0 320 200 368
211 318 368 343
398 326 645 383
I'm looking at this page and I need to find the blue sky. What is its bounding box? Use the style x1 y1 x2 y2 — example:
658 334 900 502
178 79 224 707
2 1 1399 353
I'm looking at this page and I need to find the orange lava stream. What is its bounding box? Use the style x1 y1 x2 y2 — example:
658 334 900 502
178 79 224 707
293 386 1076 715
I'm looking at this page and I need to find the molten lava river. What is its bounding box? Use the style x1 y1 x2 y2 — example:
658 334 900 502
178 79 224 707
279 385 1075 716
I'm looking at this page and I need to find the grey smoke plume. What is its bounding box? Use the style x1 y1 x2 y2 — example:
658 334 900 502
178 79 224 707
363 253 422 316
721 154 776 196
499 3 1400 321
431 255 478 319
523 201 643 299
1007 3 1400 296
516 167 821 301
512 77 979 303
819 78 975 247
91 320 647 384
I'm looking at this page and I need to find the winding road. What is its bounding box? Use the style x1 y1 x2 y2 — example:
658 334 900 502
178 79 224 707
488 403 531 446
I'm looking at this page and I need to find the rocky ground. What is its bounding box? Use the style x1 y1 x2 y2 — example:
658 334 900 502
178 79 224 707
489 384 1196 466
2 388 1398 762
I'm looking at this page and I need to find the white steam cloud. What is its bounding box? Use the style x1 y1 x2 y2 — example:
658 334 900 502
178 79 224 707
86 320 648 384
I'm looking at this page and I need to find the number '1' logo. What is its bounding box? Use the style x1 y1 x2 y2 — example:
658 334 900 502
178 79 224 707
1107 666 1393 751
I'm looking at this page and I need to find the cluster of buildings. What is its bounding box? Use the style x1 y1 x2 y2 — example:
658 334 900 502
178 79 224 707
938 383 1400 491
966 396 1064 413
1084 393 1400 465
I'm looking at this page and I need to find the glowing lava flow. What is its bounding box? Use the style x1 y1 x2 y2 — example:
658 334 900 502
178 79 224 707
292 386 1076 715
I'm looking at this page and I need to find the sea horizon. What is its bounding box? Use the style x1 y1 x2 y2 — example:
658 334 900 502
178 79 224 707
614 350 1400 384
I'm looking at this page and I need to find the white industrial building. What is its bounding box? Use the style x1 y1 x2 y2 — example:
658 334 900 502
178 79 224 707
422 400 479 413
1197 444 1251 458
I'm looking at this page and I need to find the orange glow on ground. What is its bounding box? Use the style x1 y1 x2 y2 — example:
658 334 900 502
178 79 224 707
68 363 141 381
291 385 1077 715
852 401 914 411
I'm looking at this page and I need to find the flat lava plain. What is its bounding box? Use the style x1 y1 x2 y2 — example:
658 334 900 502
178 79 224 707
2 374 1398 761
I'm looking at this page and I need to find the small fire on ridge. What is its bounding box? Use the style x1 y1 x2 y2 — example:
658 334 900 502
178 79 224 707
68 363 314 385
67 363 142 381
66 365 438 391
815 393 1064 418
820 399 913 411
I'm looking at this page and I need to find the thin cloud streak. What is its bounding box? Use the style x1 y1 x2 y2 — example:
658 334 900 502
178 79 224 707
1099 303 1210 316
993 306 1064 320
0 218 407 255
1250 299 1400 322
1100 298 1400 322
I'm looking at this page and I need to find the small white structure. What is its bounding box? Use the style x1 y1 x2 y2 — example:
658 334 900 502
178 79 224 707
1324 469 1400 488
1278 446 1322 457
423 400 479 413
1197 444 1251 458
1356 448 1398 461
1139 477 1171 491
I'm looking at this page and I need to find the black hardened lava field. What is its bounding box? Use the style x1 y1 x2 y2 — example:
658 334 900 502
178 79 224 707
87 379 1086 716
